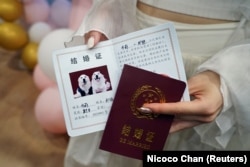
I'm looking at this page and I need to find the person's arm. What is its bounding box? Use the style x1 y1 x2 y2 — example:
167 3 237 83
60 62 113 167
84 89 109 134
142 42 250 148
67 0 139 48
193 43 250 148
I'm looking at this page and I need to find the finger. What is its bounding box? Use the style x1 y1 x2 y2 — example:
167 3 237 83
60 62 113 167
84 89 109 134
142 100 206 116
169 119 200 133
141 101 221 123
85 31 108 48
87 31 101 48
160 74 169 77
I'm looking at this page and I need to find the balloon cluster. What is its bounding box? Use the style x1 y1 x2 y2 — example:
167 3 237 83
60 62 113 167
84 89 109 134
0 0 28 51
0 0 93 134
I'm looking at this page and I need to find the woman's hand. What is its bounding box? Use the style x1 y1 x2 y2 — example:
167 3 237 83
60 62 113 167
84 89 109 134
141 71 223 133
84 30 108 48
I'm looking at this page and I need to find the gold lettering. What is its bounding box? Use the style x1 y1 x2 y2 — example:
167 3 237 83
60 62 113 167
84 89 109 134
145 131 155 143
133 128 144 140
121 124 131 137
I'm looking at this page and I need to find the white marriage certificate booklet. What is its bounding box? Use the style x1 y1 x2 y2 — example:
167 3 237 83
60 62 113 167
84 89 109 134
53 23 189 137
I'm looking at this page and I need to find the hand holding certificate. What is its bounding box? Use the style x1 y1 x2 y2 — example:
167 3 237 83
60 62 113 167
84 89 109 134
53 23 189 137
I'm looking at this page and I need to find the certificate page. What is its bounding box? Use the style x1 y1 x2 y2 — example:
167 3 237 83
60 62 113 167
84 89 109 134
53 23 189 137
113 23 189 101
53 41 119 136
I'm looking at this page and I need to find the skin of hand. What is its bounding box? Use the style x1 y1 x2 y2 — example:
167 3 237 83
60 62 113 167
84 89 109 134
142 71 223 133
84 31 108 48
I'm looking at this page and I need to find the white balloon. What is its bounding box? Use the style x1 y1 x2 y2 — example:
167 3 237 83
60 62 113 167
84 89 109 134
38 29 74 81
28 22 52 43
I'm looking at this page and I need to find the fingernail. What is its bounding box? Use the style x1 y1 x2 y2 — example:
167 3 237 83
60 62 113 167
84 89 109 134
139 107 152 113
87 37 95 48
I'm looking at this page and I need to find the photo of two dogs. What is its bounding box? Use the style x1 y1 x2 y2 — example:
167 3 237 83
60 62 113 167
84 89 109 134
73 70 111 98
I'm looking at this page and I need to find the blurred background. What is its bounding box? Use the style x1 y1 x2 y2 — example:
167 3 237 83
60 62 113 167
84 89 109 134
0 0 92 166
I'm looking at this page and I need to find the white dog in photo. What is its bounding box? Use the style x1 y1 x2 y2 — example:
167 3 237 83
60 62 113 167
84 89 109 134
74 74 93 98
91 71 111 94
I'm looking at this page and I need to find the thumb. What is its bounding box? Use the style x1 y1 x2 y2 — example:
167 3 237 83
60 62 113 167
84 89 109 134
85 31 108 49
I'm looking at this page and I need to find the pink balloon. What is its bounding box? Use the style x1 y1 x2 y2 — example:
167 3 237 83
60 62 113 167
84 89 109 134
34 86 66 134
50 0 71 28
24 0 50 24
69 0 93 30
33 64 55 91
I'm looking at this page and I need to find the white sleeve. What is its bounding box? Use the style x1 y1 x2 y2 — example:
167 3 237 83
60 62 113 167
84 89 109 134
65 0 139 47
83 0 139 38
194 42 250 149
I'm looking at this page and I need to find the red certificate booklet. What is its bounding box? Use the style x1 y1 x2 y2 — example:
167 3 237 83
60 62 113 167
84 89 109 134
99 65 186 159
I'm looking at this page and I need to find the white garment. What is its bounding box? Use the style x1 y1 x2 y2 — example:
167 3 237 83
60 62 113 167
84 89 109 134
136 9 250 150
64 0 250 166
140 0 246 21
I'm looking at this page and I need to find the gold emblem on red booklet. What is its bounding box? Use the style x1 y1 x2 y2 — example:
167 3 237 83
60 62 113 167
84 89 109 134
130 85 166 119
